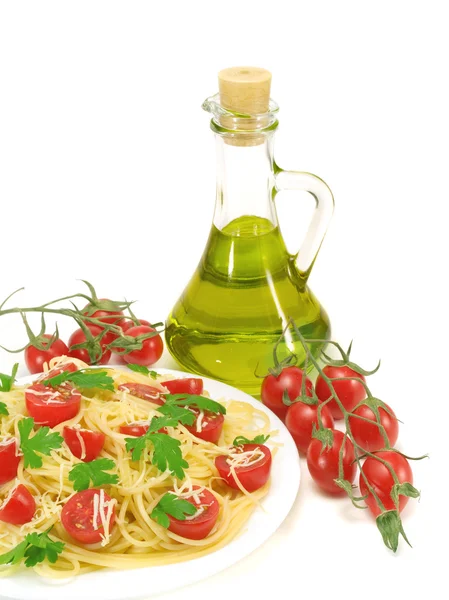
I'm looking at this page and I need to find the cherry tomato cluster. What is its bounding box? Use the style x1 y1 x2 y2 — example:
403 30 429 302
261 336 420 552
24 298 163 374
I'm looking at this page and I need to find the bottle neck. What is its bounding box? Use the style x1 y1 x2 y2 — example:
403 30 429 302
213 134 277 234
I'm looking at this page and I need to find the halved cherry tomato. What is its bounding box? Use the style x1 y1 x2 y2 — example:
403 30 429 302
82 299 124 327
0 484 36 525
118 382 165 406
349 403 399 452
162 378 204 396
185 409 224 444
25 335 70 375
285 401 334 454
167 487 219 540
25 383 81 427
63 427 105 462
120 326 163 367
307 429 357 494
36 361 78 383
261 366 314 421
0 439 21 486
315 365 366 420
68 325 111 365
119 422 150 437
359 451 413 517
215 443 272 492
61 488 116 544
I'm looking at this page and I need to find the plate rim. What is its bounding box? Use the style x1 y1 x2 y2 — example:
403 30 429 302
0 367 300 600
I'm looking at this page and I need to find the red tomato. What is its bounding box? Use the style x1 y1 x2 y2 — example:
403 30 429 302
36 361 78 383
0 439 21 486
82 299 124 327
215 443 272 492
261 366 313 421
63 427 105 462
68 325 111 365
167 487 219 540
285 401 334 454
315 365 366 420
0 484 36 525
120 422 150 437
120 326 163 367
359 451 413 517
25 335 70 375
118 383 165 406
162 378 204 396
25 383 81 427
185 410 224 444
349 403 399 452
121 319 152 332
61 489 116 544
307 429 357 494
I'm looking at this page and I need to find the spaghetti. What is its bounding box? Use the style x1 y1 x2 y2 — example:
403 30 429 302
0 358 275 578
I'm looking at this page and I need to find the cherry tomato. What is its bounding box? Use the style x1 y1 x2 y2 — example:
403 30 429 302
36 361 78 383
119 422 150 437
0 439 21 486
185 410 224 444
349 403 399 452
315 365 366 420
120 326 163 367
68 325 111 365
25 335 69 375
25 383 81 427
359 451 413 517
261 366 313 421
307 429 357 494
0 484 36 525
118 383 165 406
121 319 152 332
82 299 124 327
215 443 272 492
63 427 105 462
285 401 334 454
162 378 204 396
61 488 116 544
167 487 219 540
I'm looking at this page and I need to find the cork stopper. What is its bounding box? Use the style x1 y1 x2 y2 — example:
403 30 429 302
218 67 272 115
217 67 272 146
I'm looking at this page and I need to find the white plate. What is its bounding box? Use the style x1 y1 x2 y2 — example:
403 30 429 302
1 368 300 600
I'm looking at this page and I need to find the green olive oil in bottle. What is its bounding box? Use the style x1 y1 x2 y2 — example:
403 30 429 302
165 67 333 396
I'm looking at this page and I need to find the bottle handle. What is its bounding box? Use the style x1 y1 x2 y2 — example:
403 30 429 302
274 165 334 278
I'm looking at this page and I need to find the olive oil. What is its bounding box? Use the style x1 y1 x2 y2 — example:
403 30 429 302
165 216 330 397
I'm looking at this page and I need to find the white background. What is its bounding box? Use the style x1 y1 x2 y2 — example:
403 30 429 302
0 1 446 598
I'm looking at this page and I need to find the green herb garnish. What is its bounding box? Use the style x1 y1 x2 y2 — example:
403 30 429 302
151 493 197 528
0 363 19 393
127 364 158 379
233 434 270 446
125 415 189 479
18 417 63 468
68 458 119 492
43 369 115 392
0 529 64 568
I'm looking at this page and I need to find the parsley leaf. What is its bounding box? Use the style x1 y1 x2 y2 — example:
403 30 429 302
0 363 19 392
68 458 119 492
0 402 8 416
43 369 115 392
0 530 64 568
157 403 196 426
18 417 64 468
125 415 189 479
127 364 158 379
233 434 270 446
164 394 226 415
151 492 197 528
